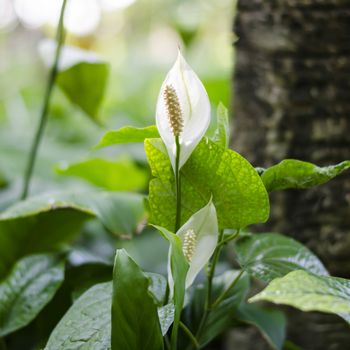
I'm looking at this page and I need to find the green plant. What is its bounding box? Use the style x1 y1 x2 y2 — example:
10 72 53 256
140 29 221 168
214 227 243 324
1 4 350 350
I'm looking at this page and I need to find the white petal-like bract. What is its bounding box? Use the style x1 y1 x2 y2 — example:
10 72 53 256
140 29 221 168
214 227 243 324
156 51 211 170
168 200 219 293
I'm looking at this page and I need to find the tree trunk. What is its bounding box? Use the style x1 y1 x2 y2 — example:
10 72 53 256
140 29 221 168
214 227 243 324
232 0 350 349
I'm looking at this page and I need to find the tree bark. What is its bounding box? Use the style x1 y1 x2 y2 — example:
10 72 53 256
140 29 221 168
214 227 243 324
232 0 350 349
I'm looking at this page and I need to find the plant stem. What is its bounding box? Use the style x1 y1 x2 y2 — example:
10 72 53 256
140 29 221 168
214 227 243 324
20 0 68 200
217 229 240 248
179 322 199 349
174 135 181 232
170 135 181 349
195 229 225 340
211 269 245 309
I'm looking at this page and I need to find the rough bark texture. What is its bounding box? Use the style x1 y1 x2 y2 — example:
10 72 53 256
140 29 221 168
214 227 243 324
232 0 350 349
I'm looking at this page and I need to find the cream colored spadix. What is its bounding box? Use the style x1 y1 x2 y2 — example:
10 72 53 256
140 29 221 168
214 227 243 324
168 200 219 293
156 51 211 170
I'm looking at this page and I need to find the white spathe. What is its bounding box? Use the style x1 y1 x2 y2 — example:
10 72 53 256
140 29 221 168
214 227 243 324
168 200 219 293
156 51 211 170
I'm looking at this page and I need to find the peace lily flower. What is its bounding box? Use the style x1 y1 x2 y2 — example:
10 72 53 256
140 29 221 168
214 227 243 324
156 50 211 170
168 200 219 293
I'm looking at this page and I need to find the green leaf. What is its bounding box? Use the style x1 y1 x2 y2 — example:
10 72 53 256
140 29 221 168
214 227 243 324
55 157 148 191
235 233 328 282
0 191 145 236
95 125 159 149
56 62 109 121
158 303 175 335
188 270 250 346
146 138 269 230
66 262 113 301
212 102 229 148
235 303 286 350
0 254 64 337
112 249 163 350
153 226 189 345
0 170 7 189
0 191 145 278
250 270 350 325
46 282 112 350
0 211 87 280
261 159 350 192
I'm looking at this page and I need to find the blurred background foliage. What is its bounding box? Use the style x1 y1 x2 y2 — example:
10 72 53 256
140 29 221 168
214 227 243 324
0 0 235 272
0 0 235 201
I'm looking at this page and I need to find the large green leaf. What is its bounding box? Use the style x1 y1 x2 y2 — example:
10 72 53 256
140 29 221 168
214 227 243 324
66 262 113 301
0 210 87 280
55 158 148 191
188 270 250 346
235 233 328 282
0 191 145 236
153 226 189 346
250 270 350 325
56 62 109 121
146 138 269 230
212 103 229 148
95 126 159 149
235 303 286 350
0 191 145 278
112 249 163 350
0 254 64 337
46 282 112 350
261 159 350 192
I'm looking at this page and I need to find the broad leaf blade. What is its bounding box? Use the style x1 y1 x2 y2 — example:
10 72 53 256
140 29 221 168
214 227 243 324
56 62 109 121
250 270 350 324
146 138 269 230
0 191 145 278
55 158 148 191
66 262 113 301
235 303 286 350
0 191 145 236
112 249 163 350
235 233 328 282
212 102 229 148
96 126 159 149
46 282 112 350
0 210 88 280
261 159 350 192
0 254 64 337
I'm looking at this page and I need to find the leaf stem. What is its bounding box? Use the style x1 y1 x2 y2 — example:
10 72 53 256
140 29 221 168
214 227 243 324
174 135 181 232
171 135 181 350
20 0 68 200
179 322 199 349
211 269 245 309
217 229 240 248
195 229 225 341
